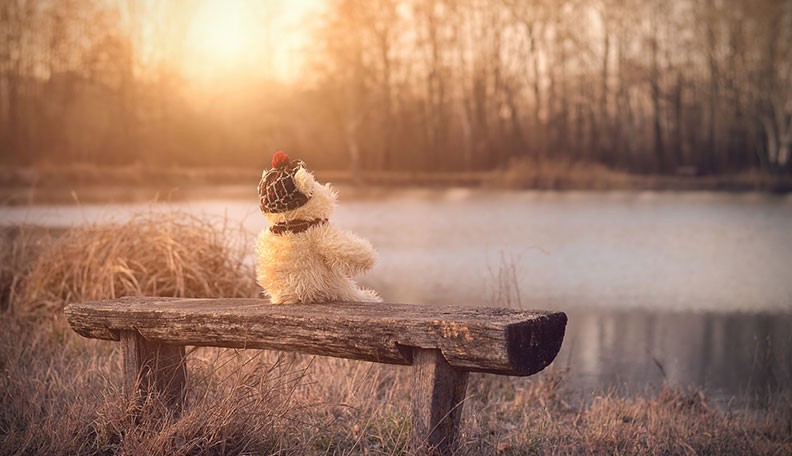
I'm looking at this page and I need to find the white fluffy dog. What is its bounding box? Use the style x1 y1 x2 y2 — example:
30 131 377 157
255 151 381 304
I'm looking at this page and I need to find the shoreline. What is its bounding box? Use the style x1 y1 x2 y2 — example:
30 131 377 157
3 179 792 207
1 164 792 206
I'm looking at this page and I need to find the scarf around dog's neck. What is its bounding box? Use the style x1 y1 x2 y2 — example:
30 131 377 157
269 218 327 235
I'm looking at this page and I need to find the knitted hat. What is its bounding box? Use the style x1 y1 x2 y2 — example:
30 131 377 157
258 151 310 213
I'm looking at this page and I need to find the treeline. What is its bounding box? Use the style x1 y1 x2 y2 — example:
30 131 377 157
0 0 264 168
1 0 791 174
315 0 792 174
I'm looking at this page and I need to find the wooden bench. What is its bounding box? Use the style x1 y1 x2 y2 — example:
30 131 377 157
65 297 566 454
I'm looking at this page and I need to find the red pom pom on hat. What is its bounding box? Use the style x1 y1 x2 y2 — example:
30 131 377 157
272 150 290 169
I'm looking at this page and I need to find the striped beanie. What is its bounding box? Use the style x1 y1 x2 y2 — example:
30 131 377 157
258 151 309 213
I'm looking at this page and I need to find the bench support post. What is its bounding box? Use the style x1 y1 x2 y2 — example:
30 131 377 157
121 330 188 413
411 348 469 455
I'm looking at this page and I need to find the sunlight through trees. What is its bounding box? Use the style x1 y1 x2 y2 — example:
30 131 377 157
0 0 790 174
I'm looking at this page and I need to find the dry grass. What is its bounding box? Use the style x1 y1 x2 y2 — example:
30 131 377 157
489 157 792 192
2 315 790 455
0 226 55 312
488 157 635 191
1 213 791 455
13 212 256 316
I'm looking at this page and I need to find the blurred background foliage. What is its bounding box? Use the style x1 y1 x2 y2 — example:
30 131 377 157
0 0 790 174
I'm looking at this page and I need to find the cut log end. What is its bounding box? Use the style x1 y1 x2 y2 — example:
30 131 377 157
64 298 568 456
506 311 568 376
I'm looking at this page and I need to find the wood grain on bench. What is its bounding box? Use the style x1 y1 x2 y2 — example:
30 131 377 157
65 297 566 454
67 297 566 376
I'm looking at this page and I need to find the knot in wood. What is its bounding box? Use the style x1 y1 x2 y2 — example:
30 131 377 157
433 320 474 341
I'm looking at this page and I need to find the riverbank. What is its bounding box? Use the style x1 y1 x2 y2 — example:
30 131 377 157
2 313 789 455
1 217 790 454
2 162 791 205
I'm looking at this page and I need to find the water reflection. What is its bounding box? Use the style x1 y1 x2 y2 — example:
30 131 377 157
557 308 791 407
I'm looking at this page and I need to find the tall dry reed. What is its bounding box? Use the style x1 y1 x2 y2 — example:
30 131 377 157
14 211 256 316
1 226 52 312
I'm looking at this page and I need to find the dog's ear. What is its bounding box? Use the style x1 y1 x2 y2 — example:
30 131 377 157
294 168 315 196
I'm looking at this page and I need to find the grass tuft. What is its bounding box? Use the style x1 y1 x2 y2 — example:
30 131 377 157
13 211 256 316
489 157 634 191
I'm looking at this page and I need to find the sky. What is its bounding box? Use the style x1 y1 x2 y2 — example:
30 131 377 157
154 0 323 84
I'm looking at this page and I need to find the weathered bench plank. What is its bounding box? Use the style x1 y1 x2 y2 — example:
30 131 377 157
65 297 567 376
66 297 567 454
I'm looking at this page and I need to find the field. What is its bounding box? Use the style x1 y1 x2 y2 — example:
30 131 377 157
1 214 790 455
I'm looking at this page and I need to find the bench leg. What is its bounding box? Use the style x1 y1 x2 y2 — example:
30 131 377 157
411 348 469 455
121 330 188 413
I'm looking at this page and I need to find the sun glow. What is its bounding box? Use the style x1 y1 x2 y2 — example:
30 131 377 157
180 0 321 83
190 5 248 60
186 1 259 72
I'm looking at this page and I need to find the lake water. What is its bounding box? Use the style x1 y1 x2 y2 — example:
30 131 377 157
2 188 791 407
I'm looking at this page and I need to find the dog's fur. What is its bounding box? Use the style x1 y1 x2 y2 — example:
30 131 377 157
255 166 381 304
